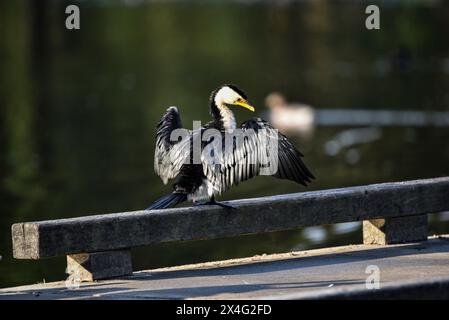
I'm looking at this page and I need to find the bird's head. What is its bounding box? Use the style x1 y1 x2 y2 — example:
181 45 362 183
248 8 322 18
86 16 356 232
210 84 255 113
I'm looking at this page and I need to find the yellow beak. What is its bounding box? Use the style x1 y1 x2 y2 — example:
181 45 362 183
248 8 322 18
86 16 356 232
234 100 255 112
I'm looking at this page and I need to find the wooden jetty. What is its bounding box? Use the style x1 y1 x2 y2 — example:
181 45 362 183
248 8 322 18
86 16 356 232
2 177 449 299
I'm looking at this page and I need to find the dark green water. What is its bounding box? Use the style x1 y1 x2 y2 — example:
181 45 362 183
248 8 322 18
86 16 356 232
1 0 449 288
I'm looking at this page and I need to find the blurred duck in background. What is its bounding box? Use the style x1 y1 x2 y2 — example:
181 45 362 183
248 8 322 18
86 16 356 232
265 92 315 136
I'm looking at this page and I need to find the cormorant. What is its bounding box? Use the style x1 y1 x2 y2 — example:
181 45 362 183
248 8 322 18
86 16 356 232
147 84 314 210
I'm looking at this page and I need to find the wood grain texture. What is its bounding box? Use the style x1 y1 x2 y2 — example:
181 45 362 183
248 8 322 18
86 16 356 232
11 177 449 259
66 250 133 281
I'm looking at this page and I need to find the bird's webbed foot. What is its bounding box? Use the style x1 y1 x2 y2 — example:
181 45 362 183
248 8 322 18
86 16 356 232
194 199 236 209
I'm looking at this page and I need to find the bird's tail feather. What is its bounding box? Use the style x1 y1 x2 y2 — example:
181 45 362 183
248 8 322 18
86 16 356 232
146 193 187 210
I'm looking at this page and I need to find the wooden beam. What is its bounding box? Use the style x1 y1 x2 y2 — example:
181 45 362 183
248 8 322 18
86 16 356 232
66 250 133 281
363 215 428 245
12 177 449 259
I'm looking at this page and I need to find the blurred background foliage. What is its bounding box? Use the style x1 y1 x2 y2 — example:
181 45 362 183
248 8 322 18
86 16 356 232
0 0 449 288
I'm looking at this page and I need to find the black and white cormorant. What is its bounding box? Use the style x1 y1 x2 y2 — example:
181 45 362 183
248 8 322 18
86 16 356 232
147 84 315 210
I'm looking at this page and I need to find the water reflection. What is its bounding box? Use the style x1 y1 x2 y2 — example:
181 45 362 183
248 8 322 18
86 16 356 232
333 222 360 235
324 127 382 157
1 0 449 288
317 109 449 127
302 226 327 244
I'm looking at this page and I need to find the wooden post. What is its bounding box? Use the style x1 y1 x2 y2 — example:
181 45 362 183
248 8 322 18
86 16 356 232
363 215 428 245
66 249 133 281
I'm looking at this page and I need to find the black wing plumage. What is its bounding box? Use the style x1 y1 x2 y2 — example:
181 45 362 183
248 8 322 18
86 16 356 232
154 106 190 184
202 117 315 194
154 108 314 191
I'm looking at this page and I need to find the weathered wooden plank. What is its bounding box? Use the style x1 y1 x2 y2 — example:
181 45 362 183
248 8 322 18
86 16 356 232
12 177 449 259
11 223 40 259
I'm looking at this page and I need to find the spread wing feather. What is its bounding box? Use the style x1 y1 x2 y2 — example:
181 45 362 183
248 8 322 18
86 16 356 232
202 117 315 194
154 110 315 191
154 106 192 184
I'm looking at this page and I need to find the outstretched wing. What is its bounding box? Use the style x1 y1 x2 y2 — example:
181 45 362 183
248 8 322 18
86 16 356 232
154 106 191 184
202 117 315 194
